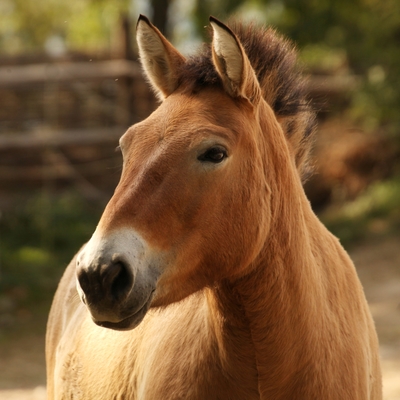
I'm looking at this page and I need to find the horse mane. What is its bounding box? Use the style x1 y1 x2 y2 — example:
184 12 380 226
178 20 316 181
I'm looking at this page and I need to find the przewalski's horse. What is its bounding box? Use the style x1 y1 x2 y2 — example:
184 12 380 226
46 15 382 399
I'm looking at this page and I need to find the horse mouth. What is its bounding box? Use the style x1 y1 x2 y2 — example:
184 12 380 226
92 291 154 331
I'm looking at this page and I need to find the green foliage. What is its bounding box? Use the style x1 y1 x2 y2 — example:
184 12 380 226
268 0 400 134
321 176 400 247
65 0 127 51
0 192 103 305
299 44 347 74
189 0 400 137
0 0 129 53
0 0 71 52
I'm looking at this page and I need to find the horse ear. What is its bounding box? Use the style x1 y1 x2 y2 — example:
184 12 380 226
210 17 261 104
136 15 186 100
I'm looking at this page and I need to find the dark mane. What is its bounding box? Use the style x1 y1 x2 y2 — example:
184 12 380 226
178 20 316 181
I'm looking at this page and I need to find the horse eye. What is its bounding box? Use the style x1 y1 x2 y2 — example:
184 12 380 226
198 146 227 163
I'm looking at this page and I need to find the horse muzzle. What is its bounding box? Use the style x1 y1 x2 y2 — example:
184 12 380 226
76 229 161 331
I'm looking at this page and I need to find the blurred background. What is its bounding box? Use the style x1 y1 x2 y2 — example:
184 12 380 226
0 0 399 398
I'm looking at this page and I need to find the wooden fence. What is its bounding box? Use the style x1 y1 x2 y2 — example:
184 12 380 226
0 55 358 206
0 57 157 205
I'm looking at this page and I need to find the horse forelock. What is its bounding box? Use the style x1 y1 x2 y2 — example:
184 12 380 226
177 20 316 181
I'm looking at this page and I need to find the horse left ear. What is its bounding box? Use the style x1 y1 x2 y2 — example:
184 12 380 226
210 17 261 104
136 15 186 101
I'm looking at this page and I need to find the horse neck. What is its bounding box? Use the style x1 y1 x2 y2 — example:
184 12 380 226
207 204 330 397
207 122 336 394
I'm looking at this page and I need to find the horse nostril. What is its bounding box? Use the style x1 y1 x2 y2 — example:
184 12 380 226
77 268 91 294
102 261 133 302
77 258 134 306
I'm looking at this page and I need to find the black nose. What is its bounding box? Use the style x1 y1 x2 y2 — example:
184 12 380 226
77 259 134 304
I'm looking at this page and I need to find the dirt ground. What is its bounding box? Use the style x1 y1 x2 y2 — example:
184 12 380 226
0 235 399 400
351 235 400 399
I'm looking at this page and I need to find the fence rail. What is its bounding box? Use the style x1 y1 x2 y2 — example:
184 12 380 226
0 56 358 204
0 60 142 87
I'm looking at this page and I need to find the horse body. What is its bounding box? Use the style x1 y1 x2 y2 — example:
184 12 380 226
46 16 382 399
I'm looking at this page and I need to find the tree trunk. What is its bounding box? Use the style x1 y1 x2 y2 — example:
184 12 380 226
151 0 171 37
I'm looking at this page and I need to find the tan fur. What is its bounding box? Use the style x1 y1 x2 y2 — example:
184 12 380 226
46 16 382 399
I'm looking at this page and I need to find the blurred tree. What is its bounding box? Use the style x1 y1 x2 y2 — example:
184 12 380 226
189 0 400 135
0 0 399 135
193 0 244 38
152 0 171 35
0 0 130 54
273 0 400 133
0 0 72 52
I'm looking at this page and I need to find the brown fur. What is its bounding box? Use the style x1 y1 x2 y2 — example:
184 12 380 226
46 16 382 399
177 20 316 181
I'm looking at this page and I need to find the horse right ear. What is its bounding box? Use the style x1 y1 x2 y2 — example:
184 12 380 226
136 15 186 101
210 17 261 104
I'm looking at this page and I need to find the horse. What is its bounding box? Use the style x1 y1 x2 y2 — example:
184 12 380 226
46 15 382 399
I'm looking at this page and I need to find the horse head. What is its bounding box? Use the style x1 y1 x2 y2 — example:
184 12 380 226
76 15 305 330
